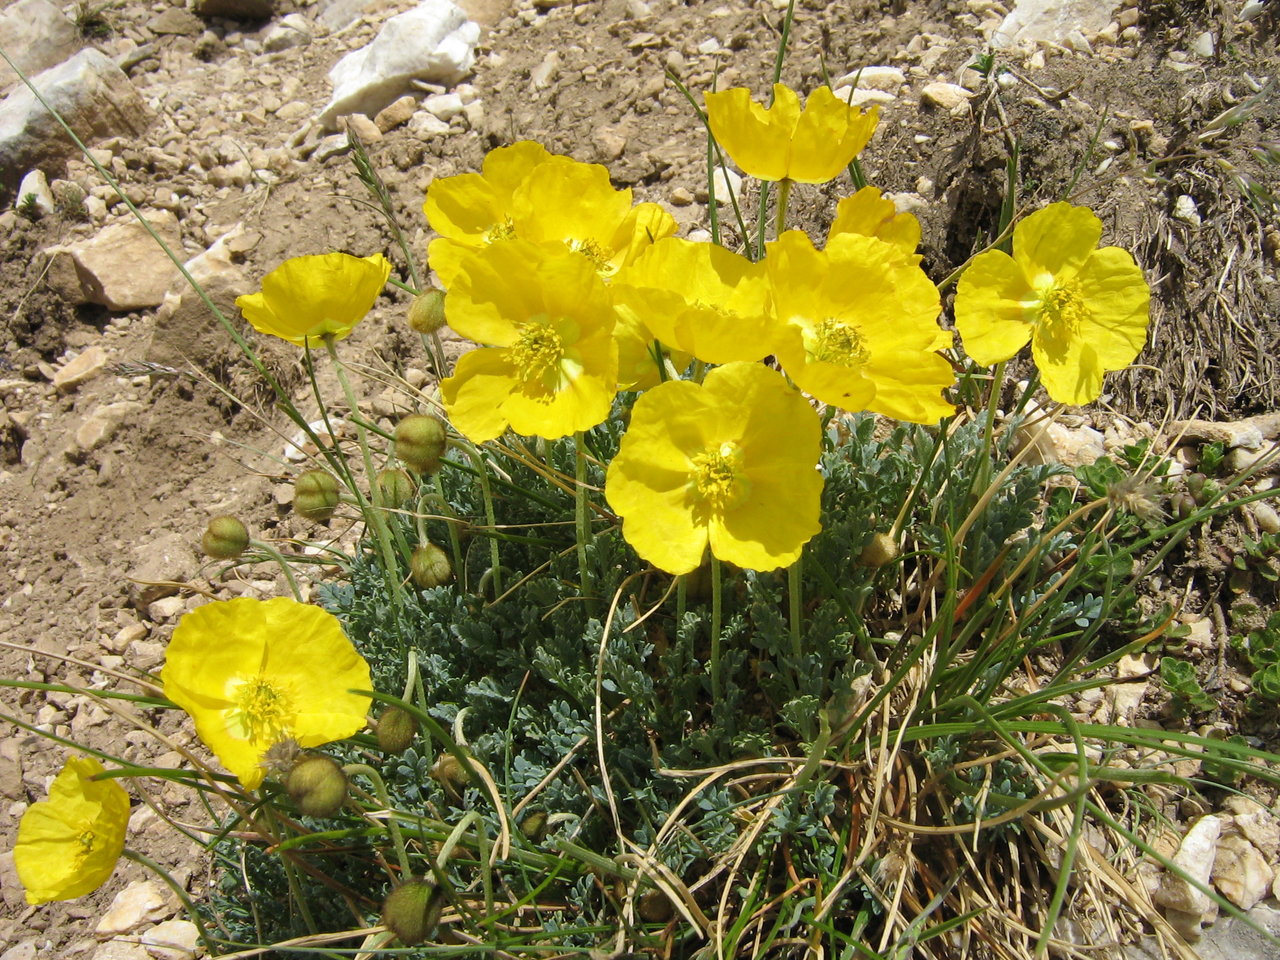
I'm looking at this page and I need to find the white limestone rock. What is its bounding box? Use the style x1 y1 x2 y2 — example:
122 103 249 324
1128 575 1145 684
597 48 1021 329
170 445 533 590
0 0 82 94
991 0 1120 48
44 210 182 311
318 0 479 129
96 880 172 937
0 49 154 202
1153 815 1222 920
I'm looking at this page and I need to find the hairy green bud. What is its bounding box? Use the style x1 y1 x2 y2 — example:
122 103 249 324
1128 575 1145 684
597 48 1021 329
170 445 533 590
202 515 249 560
285 755 347 818
382 878 445 946
294 469 341 522
858 532 900 568
377 706 419 754
375 467 416 507
395 415 447 475
407 289 447 335
410 543 452 589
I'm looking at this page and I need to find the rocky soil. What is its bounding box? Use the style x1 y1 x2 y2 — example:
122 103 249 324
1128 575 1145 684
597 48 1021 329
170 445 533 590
0 0 1277 956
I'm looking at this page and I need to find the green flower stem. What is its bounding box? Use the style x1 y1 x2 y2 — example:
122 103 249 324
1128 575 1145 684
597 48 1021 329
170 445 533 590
971 359 1006 504
710 556 723 704
430 476 466 591
123 848 227 947
788 555 803 661
775 177 793 239
574 433 593 599
343 763 411 879
457 440 502 599
325 337 403 606
247 539 302 601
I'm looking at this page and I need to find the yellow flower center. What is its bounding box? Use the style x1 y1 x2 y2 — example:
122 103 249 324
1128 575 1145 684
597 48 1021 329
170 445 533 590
509 320 565 384
485 217 517 243
690 443 749 512
1035 282 1086 362
808 318 870 368
566 236 618 278
231 677 293 746
77 826 97 856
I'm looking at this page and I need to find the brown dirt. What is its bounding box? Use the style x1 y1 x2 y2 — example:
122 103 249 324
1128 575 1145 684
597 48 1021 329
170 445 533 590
0 0 1277 953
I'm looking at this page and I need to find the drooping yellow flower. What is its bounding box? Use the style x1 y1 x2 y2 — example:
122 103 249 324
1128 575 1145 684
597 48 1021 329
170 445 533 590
827 185 921 259
605 362 823 575
704 83 879 184
162 597 372 790
14 756 129 905
954 202 1150 405
424 144 675 287
441 240 618 442
612 237 776 367
236 252 392 348
767 230 954 423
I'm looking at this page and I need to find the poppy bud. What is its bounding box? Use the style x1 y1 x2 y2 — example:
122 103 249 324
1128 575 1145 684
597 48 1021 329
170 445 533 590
430 752 471 791
375 467 416 507
285 755 347 818
520 810 548 843
408 289 447 335
377 706 418 754
295 469 340 522
382 878 445 946
395 415 448 475
858 532 900 568
202 515 249 560
410 543 452 589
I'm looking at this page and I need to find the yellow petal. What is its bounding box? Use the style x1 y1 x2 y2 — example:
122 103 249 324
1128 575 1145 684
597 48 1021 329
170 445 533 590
1013 202 1101 283
441 348 519 443
704 86 793 182
828 186 921 256
788 88 878 184
954 249 1037 365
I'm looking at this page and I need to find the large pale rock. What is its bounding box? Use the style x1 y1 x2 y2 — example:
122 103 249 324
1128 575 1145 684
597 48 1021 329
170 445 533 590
318 0 479 129
1211 834 1274 910
96 880 172 937
991 0 1119 48
1153 815 1221 920
53 345 109 391
72 400 146 455
1010 400 1106 468
0 0 82 94
45 210 182 311
140 919 199 960
0 49 154 202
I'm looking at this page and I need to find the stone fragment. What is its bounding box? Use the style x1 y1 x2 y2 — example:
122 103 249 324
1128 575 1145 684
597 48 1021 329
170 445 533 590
16 169 55 217
96 880 172 937
128 531 198 606
319 0 480 129
992 0 1117 48
1172 194 1200 227
147 7 204 36
920 82 972 110
1211 834 1273 910
0 50 155 202
594 126 627 161
73 400 145 454
374 95 418 132
141 920 200 960
1170 416 1276 450
192 0 274 18
833 65 905 92
406 111 451 139
315 0 371 31
422 92 465 121
262 14 312 52
830 86 896 108
1 940 39 960
530 50 560 90
1249 500 1280 534
44 210 182 311
1010 399 1105 468
712 166 741 205
91 941 149 960
343 112 383 142
1153 815 1221 919
0 0 82 93
53 345 109 391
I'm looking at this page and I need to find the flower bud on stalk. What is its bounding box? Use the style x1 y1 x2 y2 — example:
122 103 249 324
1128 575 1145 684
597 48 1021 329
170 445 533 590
395 415 448 475
410 543 452 588
430 752 471 794
382 878 446 946
202 516 250 560
376 706 419 753
408 289 447 335
520 810 548 844
858 532 900 568
294 469 340 522
284 755 348 818
375 467 416 507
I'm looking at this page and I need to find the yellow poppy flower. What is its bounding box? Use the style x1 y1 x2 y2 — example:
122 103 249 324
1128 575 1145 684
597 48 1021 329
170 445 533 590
441 240 618 442
954 202 1150 405
162 597 372 790
704 83 879 184
612 237 776 367
827 185 921 259
767 230 954 423
236 252 392 348
14 756 129 905
425 144 675 287
605 362 823 575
